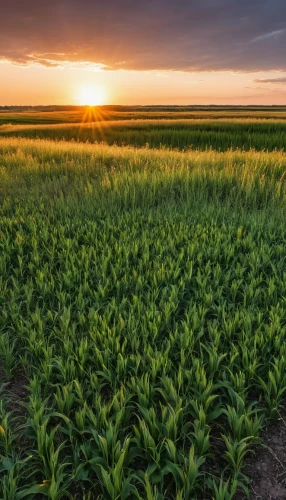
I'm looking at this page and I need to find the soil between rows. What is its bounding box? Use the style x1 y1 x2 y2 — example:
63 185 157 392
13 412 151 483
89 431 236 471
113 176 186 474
236 412 286 500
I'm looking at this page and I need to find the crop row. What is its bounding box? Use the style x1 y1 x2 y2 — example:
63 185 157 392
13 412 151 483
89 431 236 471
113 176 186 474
1 118 286 151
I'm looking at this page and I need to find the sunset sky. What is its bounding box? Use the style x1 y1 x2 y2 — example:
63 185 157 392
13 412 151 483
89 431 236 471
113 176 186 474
1 0 286 106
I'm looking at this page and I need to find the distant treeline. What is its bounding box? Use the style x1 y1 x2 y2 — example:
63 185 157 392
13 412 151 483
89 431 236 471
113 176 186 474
2 104 286 112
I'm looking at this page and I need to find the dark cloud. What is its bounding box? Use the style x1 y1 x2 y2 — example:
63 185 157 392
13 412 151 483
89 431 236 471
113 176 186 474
1 0 286 72
254 77 286 84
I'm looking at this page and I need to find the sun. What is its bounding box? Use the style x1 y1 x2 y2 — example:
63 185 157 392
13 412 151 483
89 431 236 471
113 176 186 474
78 85 106 106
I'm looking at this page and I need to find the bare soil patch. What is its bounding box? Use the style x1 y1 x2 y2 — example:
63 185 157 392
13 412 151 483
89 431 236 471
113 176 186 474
237 413 286 500
1 365 29 414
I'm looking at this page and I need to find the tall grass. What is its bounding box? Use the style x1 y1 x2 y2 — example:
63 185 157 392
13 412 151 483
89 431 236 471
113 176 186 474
1 137 286 499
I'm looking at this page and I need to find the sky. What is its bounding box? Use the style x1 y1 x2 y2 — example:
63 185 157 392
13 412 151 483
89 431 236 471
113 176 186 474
1 0 286 105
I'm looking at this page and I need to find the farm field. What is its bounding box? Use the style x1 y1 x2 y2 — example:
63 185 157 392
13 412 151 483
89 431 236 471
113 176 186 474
1 109 286 499
1 107 286 152
2 106 286 125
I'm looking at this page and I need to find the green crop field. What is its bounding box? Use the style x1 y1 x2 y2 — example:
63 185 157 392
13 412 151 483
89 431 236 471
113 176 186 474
1 113 286 152
1 106 286 125
1 109 286 499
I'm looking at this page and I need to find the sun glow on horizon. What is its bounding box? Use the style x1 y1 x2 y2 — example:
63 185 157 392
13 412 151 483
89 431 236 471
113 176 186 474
78 84 106 106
